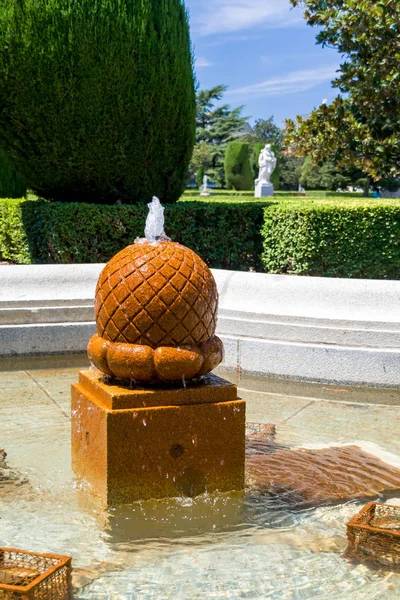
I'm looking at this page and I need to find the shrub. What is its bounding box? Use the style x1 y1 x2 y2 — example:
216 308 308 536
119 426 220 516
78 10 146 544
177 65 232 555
0 199 32 263
183 189 255 198
262 200 400 278
196 166 205 190
250 143 264 182
0 0 195 205
224 142 253 191
0 150 26 199
0 199 266 271
2 196 399 279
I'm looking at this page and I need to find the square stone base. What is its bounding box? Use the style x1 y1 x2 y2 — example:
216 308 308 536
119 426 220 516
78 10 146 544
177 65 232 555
71 370 246 505
255 181 274 197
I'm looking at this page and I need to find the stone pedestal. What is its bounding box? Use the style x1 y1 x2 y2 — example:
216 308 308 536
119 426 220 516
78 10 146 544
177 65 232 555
71 370 246 505
255 181 274 198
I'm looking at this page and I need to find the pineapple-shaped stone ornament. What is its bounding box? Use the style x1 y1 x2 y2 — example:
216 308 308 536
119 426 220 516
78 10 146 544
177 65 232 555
88 198 224 382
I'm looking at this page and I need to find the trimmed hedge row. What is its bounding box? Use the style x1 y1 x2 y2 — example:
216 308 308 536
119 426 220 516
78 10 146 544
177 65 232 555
0 199 266 271
1 197 399 279
183 189 365 198
262 201 400 278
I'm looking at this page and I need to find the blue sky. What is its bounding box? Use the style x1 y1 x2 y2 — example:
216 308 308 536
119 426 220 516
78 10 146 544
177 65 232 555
186 0 342 127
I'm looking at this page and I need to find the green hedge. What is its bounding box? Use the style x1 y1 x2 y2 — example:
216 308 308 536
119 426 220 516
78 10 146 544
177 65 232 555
304 190 366 198
183 189 363 198
2 196 399 279
262 201 400 278
184 189 254 197
0 199 266 271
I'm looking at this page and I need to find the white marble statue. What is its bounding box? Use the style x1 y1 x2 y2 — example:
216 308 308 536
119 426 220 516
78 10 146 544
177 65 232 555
255 143 276 197
256 144 276 185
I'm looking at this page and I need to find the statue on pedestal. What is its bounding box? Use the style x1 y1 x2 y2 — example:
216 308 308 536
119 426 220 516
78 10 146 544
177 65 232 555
255 143 276 197
200 174 210 197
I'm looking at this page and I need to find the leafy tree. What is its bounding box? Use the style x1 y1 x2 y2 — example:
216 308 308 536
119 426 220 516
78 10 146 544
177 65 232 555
301 157 345 191
246 117 283 150
0 0 196 204
192 86 248 187
287 0 400 180
0 149 26 198
190 142 214 188
224 142 253 191
301 157 371 192
279 153 305 191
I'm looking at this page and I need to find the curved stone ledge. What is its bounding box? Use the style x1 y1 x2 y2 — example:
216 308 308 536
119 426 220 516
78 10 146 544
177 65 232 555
1 265 399 385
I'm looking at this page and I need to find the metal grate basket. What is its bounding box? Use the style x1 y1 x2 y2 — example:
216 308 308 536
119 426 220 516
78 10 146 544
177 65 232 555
0 548 72 599
346 502 400 570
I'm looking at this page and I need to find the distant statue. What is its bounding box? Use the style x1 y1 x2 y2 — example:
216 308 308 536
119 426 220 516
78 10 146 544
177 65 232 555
200 173 211 197
256 144 276 186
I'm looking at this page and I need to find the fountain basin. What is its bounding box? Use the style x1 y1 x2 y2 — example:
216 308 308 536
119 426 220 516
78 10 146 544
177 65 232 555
1 266 400 385
1 357 400 598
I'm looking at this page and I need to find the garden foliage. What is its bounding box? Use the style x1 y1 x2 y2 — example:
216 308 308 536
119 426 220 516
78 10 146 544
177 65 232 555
0 199 265 271
288 0 400 179
1 196 398 279
0 149 26 198
224 143 253 190
193 86 248 187
0 0 195 204
262 200 400 278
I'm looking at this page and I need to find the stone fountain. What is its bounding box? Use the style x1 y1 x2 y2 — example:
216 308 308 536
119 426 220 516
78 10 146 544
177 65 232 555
71 198 246 505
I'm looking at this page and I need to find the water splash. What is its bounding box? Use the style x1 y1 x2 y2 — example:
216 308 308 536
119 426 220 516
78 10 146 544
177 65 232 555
143 196 170 242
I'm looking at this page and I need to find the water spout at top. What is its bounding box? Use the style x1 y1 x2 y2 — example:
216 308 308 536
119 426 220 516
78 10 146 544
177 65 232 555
135 196 171 244
144 197 170 242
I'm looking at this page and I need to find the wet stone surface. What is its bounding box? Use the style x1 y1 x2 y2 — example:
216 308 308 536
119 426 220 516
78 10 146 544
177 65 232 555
247 446 400 508
0 355 400 599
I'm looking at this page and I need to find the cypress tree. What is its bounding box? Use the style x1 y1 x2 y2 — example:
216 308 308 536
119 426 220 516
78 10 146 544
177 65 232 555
196 166 205 190
0 149 26 198
224 142 253 191
0 0 196 204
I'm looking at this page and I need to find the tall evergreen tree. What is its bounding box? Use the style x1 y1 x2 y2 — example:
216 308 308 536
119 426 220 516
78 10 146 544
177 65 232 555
0 0 196 204
245 117 283 150
224 142 253 191
192 86 248 187
0 149 26 198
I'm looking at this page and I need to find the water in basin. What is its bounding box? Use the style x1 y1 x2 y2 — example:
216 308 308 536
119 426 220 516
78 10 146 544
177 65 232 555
0 355 400 599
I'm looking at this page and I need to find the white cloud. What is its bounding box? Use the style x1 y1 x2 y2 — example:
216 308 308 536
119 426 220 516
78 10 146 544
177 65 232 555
196 0 302 36
226 66 339 98
195 57 213 68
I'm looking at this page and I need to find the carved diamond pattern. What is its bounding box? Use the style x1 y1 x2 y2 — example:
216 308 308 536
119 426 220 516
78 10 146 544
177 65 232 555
95 242 218 348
